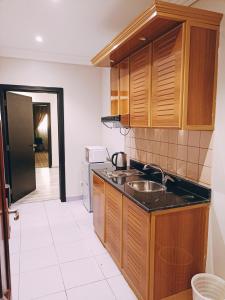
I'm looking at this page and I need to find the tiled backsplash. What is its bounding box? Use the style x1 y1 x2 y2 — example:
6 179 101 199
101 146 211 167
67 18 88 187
125 128 213 186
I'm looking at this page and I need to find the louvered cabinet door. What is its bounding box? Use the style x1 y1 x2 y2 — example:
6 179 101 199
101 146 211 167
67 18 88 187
105 184 123 267
122 196 150 300
92 174 105 243
110 64 119 115
151 25 184 128
130 45 151 127
119 58 130 127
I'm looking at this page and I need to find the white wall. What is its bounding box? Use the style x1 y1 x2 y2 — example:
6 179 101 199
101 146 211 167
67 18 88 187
17 92 59 167
101 68 125 157
0 57 103 198
192 0 225 279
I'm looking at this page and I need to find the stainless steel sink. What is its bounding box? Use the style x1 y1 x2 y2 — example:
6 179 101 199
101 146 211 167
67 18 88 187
127 180 166 193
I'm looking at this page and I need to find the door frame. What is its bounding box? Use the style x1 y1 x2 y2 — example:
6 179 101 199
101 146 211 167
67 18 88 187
33 102 52 168
0 84 66 202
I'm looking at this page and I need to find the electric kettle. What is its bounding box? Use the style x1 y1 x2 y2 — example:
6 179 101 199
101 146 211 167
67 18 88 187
111 152 127 170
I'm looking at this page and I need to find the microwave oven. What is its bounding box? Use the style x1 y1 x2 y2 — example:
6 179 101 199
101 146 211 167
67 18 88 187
85 146 107 163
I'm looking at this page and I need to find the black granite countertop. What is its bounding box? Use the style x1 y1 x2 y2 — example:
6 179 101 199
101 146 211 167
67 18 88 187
92 160 211 213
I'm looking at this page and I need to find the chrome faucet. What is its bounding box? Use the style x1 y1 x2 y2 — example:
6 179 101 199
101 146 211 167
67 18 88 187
143 163 175 186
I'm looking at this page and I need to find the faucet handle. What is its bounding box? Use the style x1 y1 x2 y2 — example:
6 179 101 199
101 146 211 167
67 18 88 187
164 175 175 184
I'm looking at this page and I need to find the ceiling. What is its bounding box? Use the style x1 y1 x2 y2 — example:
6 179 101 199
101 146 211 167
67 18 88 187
0 0 195 65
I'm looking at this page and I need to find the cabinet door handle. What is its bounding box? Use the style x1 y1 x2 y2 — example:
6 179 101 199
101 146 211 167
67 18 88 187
8 209 19 221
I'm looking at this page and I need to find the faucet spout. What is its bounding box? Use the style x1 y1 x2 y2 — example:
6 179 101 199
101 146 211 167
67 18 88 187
143 163 174 186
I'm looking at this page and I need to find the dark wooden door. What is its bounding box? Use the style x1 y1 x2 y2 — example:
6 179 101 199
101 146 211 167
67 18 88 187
0 122 11 299
6 92 36 202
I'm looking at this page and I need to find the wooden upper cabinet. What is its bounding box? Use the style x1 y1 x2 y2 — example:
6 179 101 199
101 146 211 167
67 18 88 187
183 24 218 130
105 183 123 267
110 65 119 115
151 25 184 128
92 174 105 243
130 45 151 127
122 196 150 300
119 58 130 127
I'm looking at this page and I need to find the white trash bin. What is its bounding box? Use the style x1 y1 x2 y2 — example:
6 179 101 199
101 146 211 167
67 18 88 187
191 273 225 300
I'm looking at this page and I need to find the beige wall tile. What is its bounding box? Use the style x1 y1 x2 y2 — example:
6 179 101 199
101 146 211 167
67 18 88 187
168 130 178 144
140 151 147 163
199 148 212 167
146 140 153 152
187 146 200 164
146 152 153 163
178 130 188 145
188 131 200 147
148 128 155 140
127 128 212 186
139 139 147 151
152 141 161 154
199 165 211 185
177 145 188 161
160 142 169 156
167 158 177 174
187 162 199 181
200 131 214 149
168 143 177 158
177 160 187 177
153 129 161 141
160 129 169 143
152 154 160 165
160 156 168 170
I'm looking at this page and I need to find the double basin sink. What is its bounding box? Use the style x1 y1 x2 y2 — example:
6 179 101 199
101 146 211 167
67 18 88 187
104 169 166 193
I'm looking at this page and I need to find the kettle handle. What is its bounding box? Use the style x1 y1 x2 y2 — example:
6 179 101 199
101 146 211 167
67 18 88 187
111 153 118 167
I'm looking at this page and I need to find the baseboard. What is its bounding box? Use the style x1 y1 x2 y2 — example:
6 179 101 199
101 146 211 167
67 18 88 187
66 195 83 202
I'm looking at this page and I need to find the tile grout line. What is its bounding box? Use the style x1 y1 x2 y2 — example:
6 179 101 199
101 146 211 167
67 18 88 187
43 201 69 300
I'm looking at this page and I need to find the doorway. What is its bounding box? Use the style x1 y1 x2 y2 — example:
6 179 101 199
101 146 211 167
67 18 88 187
0 84 66 203
33 102 52 168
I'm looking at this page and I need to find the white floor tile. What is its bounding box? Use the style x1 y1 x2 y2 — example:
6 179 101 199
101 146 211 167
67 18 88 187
9 237 20 255
19 265 64 300
55 240 93 263
60 257 104 289
10 253 20 275
95 253 121 278
35 291 67 300
67 280 115 300
20 246 58 273
11 274 19 300
21 226 53 251
87 236 107 256
51 225 82 244
107 275 137 300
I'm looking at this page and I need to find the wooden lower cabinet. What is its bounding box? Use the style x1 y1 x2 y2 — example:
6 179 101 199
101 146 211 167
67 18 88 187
150 205 209 300
105 183 123 267
93 181 209 300
92 174 105 243
122 196 150 300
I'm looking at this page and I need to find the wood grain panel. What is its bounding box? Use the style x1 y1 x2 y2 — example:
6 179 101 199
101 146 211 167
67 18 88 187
130 45 151 127
151 205 209 300
151 25 184 128
185 25 217 129
92 174 105 243
91 1 222 67
105 184 123 267
110 65 119 115
162 289 192 300
119 58 130 127
122 196 150 300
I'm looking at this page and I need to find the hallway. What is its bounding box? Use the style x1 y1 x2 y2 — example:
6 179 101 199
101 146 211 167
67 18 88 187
10 199 137 300
18 167 59 204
